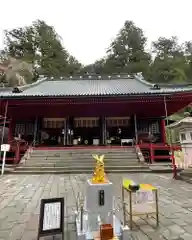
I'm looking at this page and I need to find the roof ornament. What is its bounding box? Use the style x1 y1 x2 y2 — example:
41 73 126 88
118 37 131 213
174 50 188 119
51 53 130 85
152 84 161 90
12 87 22 93
137 72 144 79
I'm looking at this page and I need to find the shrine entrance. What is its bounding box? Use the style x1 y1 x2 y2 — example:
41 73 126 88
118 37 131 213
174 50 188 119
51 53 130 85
40 118 66 146
73 117 101 145
106 117 134 145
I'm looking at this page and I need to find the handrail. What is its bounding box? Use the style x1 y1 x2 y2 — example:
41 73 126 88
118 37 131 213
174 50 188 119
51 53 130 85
135 145 145 163
30 140 37 147
6 138 28 165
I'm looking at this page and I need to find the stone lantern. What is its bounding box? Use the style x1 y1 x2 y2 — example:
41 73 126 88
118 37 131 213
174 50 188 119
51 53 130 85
169 116 192 181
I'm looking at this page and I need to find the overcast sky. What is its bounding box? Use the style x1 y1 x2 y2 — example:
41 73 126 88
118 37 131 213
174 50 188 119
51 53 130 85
0 0 191 65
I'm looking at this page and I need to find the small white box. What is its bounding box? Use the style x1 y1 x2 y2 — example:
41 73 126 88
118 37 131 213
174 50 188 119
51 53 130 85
73 139 78 145
1 144 10 152
85 179 113 213
93 139 99 145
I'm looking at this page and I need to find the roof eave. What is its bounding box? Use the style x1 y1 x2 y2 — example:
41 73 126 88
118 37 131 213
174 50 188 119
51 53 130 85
0 92 173 100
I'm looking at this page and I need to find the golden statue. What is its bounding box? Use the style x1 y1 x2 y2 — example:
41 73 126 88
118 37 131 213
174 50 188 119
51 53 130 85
91 154 108 184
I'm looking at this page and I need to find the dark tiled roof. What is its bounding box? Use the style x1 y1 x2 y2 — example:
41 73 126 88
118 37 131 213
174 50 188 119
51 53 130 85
0 75 192 98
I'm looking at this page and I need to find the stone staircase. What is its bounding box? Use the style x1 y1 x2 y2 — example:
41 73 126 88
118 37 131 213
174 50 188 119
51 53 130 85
12 147 150 174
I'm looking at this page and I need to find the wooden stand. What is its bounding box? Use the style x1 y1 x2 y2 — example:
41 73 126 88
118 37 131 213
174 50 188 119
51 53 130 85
122 179 159 229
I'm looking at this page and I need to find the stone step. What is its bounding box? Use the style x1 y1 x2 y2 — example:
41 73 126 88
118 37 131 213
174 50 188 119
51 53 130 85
11 169 152 174
180 170 192 177
31 152 136 157
27 157 138 162
28 157 138 161
22 162 139 168
25 159 139 163
31 153 136 158
33 148 135 152
17 164 146 170
0 164 16 168
31 151 136 155
14 148 141 174
30 157 137 161
25 158 138 163
32 149 135 154
25 158 138 162
24 162 139 168
29 156 137 161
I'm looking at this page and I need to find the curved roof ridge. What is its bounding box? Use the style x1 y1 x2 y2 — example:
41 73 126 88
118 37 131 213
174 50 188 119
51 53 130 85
158 82 192 88
18 76 48 91
134 74 192 89
134 74 154 87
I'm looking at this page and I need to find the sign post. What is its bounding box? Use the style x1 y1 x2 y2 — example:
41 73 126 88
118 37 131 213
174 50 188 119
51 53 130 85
1 144 10 175
37 197 64 240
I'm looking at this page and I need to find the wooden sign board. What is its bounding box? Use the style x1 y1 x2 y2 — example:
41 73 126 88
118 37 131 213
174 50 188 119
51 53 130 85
37 197 64 240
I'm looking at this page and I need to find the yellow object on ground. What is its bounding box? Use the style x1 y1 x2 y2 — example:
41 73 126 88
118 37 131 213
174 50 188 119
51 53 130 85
123 179 157 191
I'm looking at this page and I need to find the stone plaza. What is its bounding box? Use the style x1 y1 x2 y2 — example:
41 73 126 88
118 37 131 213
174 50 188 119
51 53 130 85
0 173 192 240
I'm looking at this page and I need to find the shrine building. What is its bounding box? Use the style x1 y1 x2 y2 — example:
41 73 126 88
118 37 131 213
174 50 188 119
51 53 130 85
0 74 191 163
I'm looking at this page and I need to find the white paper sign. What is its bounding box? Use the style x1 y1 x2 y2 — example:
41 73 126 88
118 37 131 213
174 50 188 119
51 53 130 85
43 202 61 231
135 190 154 204
1 144 10 152
133 190 155 213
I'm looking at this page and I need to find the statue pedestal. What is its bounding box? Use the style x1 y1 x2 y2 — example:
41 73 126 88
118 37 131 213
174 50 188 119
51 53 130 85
85 179 114 232
85 179 113 211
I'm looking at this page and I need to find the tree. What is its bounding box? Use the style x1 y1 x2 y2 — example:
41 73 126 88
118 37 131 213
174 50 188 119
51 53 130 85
67 56 82 74
33 20 70 76
103 21 151 75
4 20 82 78
183 41 192 79
152 37 183 58
150 37 187 83
5 26 37 63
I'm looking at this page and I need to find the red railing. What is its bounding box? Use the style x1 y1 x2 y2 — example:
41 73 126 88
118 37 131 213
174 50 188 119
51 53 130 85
6 139 28 164
139 143 181 163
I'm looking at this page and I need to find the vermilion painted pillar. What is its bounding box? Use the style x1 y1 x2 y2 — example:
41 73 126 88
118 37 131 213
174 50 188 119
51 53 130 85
161 119 166 144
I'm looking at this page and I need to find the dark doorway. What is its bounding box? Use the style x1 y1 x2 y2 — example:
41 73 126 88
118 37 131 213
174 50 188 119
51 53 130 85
73 117 101 145
106 117 134 145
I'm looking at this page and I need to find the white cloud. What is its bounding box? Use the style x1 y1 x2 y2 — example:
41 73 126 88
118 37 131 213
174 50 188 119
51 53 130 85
0 0 192 65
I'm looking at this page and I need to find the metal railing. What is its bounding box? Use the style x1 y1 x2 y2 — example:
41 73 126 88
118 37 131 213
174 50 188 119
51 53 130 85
135 145 145 163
